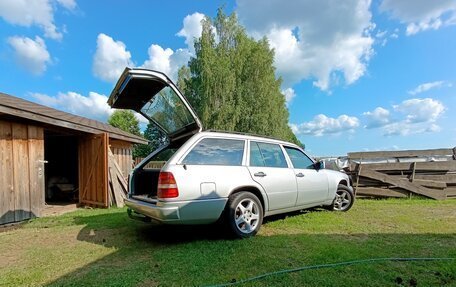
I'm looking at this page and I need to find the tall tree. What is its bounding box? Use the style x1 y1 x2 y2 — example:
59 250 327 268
108 110 141 136
180 9 301 145
108 110 148 158
133 123 168 158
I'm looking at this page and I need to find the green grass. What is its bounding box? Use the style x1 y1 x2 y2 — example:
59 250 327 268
0 199 455 286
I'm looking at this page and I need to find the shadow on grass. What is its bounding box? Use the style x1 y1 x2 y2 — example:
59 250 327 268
44 210 456 287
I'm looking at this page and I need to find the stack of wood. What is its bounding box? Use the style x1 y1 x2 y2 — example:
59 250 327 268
348 148 456 200
107 149 128 207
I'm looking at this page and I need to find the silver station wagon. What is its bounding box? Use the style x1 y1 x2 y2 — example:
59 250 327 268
108 68 355 238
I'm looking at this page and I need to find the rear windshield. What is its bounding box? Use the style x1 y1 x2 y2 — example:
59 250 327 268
140 86 195 134
143 147 178 169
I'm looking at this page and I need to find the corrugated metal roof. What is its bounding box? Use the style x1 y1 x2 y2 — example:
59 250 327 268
0 92 147 144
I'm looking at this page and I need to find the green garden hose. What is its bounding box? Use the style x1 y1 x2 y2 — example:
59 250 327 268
205 257 456 287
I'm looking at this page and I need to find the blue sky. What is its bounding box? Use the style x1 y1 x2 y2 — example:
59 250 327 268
0 0 455 156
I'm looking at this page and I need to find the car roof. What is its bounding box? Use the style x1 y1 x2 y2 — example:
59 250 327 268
198 130 301 148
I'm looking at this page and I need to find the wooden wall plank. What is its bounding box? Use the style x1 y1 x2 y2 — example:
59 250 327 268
414 174 456 184
0 121 14 224
102 133 108 207
351 161 456 172
12 123 31 221
28 126 44 218
359 168 446 200
109 141 133 179
356 187 408 198
348 148 454 159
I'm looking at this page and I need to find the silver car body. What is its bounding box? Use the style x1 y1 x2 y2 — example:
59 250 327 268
108 68 353 225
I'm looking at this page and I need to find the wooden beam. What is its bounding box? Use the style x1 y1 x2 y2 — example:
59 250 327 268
350 161 456 172
356 187 408 198
413 174 456 184
348 148 454 159
400 178 447 189
359 168 446 200
445 187 456 197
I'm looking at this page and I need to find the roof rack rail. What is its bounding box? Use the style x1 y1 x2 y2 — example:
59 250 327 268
204 129 286 142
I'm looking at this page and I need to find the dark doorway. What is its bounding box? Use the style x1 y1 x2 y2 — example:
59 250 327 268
44 130 79 205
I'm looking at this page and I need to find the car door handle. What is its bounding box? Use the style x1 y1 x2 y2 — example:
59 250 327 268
296 173 305 178
254 172 267 177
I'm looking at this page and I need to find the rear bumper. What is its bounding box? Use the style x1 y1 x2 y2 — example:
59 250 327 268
125 197 228 224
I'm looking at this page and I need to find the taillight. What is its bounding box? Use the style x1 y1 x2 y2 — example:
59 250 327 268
157 172 179 198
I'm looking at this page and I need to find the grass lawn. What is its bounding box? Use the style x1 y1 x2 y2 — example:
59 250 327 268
0 199 455 287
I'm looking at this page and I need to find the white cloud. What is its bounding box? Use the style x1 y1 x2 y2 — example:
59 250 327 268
383 122 442 136
363 107 390 128
0 0 75 40
92 33 133 83
282 88 296 104
56 0 76 10
291 114 360 137
139 12 205 80
380 0 456 35
394 98 445 123
7 36 51 75
32 91 149 125
141 45 191 81
236 0 374 90
408 81 451 95
177 12 205 54
362 98 446 136
94 12 205 83
32 91 112 121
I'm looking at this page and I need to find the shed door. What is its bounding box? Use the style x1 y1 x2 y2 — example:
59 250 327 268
0 122 44 225
79 133 108 207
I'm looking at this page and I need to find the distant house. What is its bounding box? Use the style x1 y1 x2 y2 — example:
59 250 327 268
0 93 147 225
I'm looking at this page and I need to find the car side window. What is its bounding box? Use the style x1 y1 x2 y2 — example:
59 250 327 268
250 141 288 168
182 138 245 166
284 147 315 169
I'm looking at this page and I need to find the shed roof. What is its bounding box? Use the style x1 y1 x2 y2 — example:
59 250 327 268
0 92 147 144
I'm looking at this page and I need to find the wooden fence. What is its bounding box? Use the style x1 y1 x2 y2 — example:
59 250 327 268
348 148 456 200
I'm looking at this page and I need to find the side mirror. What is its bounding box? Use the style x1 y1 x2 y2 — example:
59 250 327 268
313 160 325 170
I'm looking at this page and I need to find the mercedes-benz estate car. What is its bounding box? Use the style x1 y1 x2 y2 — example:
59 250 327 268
108 68 355 238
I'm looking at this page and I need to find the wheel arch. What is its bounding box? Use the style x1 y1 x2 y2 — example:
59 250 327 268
228 185 268 212
339 179 348 187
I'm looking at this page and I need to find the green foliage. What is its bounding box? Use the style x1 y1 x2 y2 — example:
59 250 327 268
133 123 168 158
108 110 149 158
179 9 302 145
108 110 140 136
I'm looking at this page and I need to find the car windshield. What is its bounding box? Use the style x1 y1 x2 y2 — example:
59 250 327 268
140 86 195 134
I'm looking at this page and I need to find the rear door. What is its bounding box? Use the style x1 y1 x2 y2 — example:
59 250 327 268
283 146 329 205
107 68 202 142
247 141 297 211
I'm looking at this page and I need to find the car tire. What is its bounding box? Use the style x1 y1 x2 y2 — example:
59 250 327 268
329 184 354 212
225 192 263 238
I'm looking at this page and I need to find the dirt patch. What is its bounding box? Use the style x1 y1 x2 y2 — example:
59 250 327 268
42 203 78 217
0 222 24 233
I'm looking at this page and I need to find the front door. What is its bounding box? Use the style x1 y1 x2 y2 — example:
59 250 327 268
247 141 297 211
283 146 329 205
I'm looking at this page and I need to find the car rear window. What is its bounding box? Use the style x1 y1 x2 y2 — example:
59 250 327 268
250 142 288 168
182 138 245 166
143 147 178 169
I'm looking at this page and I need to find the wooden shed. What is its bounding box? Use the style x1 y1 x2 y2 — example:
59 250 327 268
0 93 147 225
